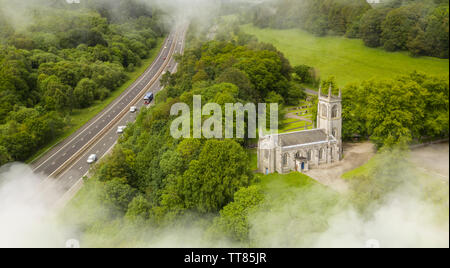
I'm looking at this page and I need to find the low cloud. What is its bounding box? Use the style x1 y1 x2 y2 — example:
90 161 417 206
0 163 72 248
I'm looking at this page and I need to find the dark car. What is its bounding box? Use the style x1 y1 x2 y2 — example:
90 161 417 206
144 92 154 105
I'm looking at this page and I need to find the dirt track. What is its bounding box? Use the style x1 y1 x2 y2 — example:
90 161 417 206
410 142 449 183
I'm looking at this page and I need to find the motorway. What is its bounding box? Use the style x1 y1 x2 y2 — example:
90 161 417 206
31 25 188 207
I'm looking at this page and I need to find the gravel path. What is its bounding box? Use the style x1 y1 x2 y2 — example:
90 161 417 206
305 142 376 192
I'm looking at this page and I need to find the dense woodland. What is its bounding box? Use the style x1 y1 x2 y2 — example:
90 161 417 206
342 73 449 147
0 1 166 165
246 0 449 58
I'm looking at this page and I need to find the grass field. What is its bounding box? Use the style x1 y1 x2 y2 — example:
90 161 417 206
26 38 165 163
241 24 449 87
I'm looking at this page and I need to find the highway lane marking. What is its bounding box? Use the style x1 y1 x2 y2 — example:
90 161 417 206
31 34 172 172
55 140 119 210
53 109 130 183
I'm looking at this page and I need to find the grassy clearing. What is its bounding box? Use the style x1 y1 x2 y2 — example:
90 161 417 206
26 38 165 163
241 24 449 87
257 172 318 190
341 155 378 180
280 121 310 133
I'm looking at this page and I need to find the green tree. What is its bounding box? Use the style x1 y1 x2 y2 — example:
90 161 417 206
208 185 264 243
163 139 253 213
100 177 137 215
125 195 151 224
359 8 390 47
73 78 96 108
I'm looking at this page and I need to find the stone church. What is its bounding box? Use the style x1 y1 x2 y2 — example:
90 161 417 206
258 87 343 174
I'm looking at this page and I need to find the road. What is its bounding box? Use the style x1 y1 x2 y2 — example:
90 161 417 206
305 88 318 95
31 24 188 207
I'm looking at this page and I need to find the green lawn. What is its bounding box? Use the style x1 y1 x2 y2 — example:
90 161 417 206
26 38 165 163
280 121 310 133
257 172 318 190
241 24 449 87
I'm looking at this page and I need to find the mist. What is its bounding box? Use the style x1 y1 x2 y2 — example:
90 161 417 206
248 183 449 248
0 0 223 30
0 163 72 248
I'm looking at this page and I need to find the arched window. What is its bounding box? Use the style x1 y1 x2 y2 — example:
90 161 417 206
282 153 288 166
307 150 312 161
321 104 327 117
331 105 339 118
319 148 323 160
330 147 334 160
332 128 337 138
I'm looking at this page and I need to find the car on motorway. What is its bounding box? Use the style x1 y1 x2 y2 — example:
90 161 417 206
130 106 138 113
117 126 126 134
87 154 97 164
144 92 154 105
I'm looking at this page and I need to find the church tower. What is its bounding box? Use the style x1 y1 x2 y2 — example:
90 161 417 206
317 86 343 157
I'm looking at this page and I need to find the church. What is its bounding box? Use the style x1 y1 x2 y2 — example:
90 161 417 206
258 87 343 174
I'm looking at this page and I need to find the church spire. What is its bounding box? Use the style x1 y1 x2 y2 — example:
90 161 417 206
338 88 342 98
318 85 322 97
328 84 332 99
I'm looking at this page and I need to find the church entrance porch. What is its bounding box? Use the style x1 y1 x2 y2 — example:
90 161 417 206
295 156 309 173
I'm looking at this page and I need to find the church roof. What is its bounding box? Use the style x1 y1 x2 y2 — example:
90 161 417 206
278 129 329 147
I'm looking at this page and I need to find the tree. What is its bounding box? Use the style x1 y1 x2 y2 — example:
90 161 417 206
0 145 12 166
216 68 256 102
292 65 316 84
341 73 448 148
423 5 449 58
286 82 306 105
208 185 264 243
320 76 339 95
73 78 96 108
163 139 253 213
96 146 136 185
359 8 390 47
125 195 151 224
381 5 425 51
100 177 137 215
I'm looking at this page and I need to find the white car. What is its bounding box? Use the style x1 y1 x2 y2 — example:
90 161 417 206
87 154 97 164
117 126 126 134
130 106 138 113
